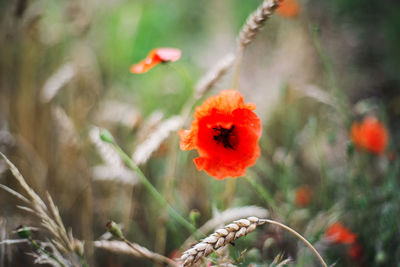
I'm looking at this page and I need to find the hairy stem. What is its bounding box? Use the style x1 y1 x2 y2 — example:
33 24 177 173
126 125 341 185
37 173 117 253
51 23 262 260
120 237 179 267
100 132 199 235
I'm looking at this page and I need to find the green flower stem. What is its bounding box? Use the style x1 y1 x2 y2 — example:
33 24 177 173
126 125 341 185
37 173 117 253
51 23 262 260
244 176 277 210
79 255 89 267
29 239 67 267
167 63 192 90
309 24 350 125
104 134 198 234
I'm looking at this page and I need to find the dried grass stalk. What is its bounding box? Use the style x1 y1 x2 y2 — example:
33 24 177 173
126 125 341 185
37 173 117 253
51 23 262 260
194 53 235 98
28 242 70 267
0 152 74 255
182 216 327 267
180 217 265 266
270 253 292 266
238 0 280 48
0 218 6 266
94 240 180 267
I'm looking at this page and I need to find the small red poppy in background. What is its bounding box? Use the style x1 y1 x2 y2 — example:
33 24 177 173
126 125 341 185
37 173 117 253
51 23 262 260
387 150 396 161
179 90 261 179
295 186 312 207
277 0 300 18
168 249 182 260
348 243 363 261
350 116 388 155
130 48 181 74
325 223 357 244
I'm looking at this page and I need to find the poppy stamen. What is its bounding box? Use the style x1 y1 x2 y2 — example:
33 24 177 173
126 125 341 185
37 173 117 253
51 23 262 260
213 125 235 149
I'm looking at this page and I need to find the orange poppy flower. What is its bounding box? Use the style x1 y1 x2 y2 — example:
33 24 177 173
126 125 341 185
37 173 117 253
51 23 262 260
295 186 312 207
179 90 261 179
130 48 181 74
325 223 357 244
350 116 388 155
277 0 300 18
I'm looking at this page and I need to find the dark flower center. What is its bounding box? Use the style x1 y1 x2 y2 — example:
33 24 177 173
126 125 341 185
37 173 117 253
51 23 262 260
213 125 235 149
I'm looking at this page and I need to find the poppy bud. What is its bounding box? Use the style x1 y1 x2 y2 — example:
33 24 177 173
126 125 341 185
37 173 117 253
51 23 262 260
106 221 123 239
100 129 115 144
189 209 201 225
16 225 31 239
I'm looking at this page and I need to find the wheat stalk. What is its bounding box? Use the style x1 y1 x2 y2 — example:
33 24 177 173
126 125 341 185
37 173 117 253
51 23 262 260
194 53 235 98
195 0 281 96
0 153 72 252
180 217 264 266
181 216 328 267
232 0 280 89
238 0 280 49
181 206 268 249
94 240 180 267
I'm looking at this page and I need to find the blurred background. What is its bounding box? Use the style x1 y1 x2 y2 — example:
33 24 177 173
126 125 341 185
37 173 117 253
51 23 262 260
0 0 399 266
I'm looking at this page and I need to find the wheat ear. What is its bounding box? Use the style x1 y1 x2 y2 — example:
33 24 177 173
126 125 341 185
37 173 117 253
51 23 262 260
238 0 280 48
181 217 328 267
180 216 263 266
193 0 280 96
194 53 235 98
232 0 280 89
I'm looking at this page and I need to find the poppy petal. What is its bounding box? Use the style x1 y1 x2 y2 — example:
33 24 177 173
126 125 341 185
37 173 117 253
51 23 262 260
325 223 357 244
130 48 181 74
130 58 162 74
350 116 388 155
193 156 248 180
179 129 197 151
155 48 181 62
179 90 261 179
277 0 300 18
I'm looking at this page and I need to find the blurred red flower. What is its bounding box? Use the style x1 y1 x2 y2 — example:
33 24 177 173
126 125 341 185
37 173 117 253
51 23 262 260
168 249 182 260
348 243 363 261
350 116 388 155
179 90 261 179
295 186 312 207
387 149 396 161
130 48 181 74
325 223 357 244
277 0 300 18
